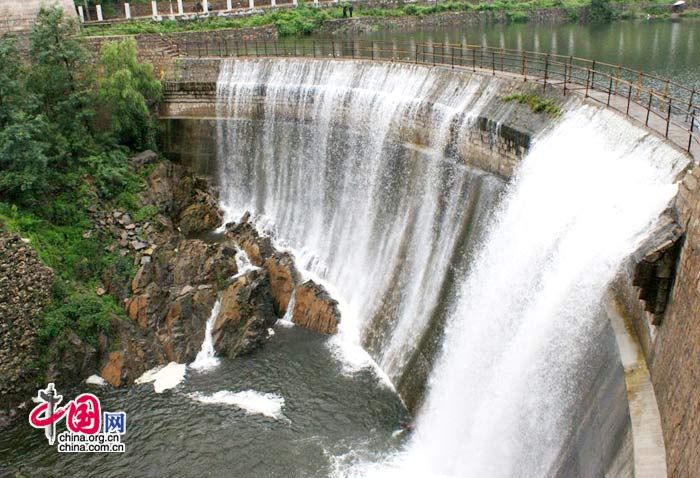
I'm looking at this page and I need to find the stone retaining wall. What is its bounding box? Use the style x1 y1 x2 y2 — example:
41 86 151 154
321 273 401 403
645 165 700 478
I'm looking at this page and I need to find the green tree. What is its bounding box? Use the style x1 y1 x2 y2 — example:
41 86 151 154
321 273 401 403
0 36 51 203
28 6 95 159
98 38 162 150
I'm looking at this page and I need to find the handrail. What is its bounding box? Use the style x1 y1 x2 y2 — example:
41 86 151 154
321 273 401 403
173 38 699 157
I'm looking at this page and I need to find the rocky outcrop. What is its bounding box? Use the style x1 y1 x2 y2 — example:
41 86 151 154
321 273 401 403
264 252 300 317
292 280 341 335
125 238 238 362
179 190 223 236
98 314 167 387
0 233 54 405
225 218 275 266
44 331 98 388
138 159 223 236
212 270 276 358
158 286 217 362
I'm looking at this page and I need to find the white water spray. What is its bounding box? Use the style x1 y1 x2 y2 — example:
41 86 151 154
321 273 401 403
190 298 223 372
337 108 685 478
216 59 503 381
214 59 687 475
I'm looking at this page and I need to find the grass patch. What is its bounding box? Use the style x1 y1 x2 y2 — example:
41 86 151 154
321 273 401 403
502 93 562 116
81 0 646 37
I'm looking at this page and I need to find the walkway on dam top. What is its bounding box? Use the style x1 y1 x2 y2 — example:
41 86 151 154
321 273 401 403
173 38 700 161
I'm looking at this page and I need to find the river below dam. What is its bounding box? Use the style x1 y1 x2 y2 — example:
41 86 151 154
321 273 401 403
0 324 408 477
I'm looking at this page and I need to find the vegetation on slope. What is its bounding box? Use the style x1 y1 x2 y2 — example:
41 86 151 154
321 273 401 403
502 92 562 117
0 7 162 350
81 0 694 37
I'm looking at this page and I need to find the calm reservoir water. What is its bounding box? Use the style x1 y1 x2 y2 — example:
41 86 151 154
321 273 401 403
339 19 700 90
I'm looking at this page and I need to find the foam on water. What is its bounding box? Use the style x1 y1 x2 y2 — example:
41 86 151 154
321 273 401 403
85 375 107 386
189 390 286 419
136 362 187 393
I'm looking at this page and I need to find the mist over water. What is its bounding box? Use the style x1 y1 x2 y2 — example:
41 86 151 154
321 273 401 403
214 59 686 476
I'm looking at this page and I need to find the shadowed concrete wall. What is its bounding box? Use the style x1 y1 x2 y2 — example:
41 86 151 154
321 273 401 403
0 0 76 33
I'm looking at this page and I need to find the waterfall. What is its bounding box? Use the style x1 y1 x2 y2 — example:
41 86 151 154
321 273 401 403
216 59 504 386
190 298 223 372
214 58 686 475
337 109 685 477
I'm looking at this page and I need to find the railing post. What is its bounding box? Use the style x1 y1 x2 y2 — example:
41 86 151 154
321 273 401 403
585 69 590 98
626 84 632 115
563 61 567 95
687 89 695 122
646 93 653 126
607 77 613 106
414 43 417 64
451 46 455 69
591 60 596 90
543 55 549 92
492 50 495 75
472 48 476 72
372 41 375 61
689 111 695 153
666 98 672 138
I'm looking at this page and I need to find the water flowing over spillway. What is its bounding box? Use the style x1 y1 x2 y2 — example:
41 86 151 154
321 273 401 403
214 59 686 476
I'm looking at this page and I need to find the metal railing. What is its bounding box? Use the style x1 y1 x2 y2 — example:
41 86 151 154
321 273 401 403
176 38 699 156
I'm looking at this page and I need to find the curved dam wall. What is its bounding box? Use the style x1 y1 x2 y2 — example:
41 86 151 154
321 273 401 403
160 57 691 477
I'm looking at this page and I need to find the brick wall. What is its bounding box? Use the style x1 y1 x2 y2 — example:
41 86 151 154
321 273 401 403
647 164 700 478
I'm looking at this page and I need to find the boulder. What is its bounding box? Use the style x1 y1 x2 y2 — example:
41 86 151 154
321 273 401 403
98 315 167 387
292 280 341 335
225 219 274 266
157 288 217 362
100 352 124 388
129 150 158 170
178 191 223 236
45 331 98 387
264 252 300 317
212 270 276 358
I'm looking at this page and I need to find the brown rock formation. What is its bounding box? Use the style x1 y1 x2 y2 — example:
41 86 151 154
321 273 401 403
225 218 275 266
179 191 223 236
212 270 276 358
264 252 300 317
292 280 341 335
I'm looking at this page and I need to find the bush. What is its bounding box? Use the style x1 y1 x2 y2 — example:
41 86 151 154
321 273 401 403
40 291 118 345
588 0 616 22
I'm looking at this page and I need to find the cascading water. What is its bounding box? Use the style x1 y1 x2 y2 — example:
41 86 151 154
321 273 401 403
190 298 223 372
337 107 684 478
214 58 687 476
216 59 504 387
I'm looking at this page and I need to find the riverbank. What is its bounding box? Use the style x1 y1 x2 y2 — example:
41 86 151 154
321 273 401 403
81 0 700 37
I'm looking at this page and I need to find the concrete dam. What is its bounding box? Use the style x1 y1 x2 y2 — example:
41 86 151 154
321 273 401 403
159 54 696 478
